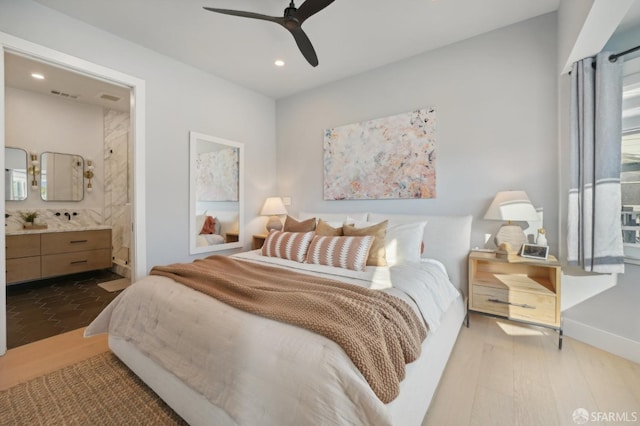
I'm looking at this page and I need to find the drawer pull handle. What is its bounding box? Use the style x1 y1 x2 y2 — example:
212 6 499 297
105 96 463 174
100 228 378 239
70 240 88 244
487 298 536 309
70 260 88 265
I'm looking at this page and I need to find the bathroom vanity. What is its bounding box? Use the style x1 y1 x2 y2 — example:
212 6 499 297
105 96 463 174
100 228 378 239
6 228 112 285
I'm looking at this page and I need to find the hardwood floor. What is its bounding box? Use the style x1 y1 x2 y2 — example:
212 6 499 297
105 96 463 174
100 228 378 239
1 315 638 426
0 327 108 391
423 314 640 426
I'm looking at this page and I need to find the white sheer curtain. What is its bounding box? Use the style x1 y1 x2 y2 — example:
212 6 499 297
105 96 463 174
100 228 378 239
568 52 625 273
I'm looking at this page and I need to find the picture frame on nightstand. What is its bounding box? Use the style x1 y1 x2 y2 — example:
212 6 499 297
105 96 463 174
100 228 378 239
520 243 549 260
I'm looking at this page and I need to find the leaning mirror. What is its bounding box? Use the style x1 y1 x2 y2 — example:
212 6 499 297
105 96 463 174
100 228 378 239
189 132 244 254
41 152 84 201
5 147 28 201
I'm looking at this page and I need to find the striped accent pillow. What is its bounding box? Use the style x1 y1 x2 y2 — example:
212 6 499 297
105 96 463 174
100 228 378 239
261 230 315 262
306 235 374 271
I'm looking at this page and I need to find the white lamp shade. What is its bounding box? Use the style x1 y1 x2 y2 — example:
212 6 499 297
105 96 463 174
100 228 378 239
483 191 539 222
260 197 287 216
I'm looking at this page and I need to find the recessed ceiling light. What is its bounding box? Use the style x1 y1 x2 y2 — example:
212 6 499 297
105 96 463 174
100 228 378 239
31 73 45 80
274 60 285 67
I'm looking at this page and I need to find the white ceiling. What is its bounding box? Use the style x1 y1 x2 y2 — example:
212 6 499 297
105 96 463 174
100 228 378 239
32 0 562 99
6 0 639 107
4 52 131 112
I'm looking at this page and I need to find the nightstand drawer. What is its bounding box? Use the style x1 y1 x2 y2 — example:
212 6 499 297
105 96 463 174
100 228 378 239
471 285 558 327
252 234 268 250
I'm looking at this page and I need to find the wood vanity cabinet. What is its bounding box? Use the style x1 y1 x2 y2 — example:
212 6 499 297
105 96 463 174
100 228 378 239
6 229 112 285
6 234 41 283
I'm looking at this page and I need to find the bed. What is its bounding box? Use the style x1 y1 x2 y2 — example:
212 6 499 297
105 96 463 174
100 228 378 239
86 213 472 425
195 211 239 247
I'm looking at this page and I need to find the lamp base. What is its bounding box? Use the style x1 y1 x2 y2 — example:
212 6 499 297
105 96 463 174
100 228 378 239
495 242 519 261
265 216 283 232
494 224 528 252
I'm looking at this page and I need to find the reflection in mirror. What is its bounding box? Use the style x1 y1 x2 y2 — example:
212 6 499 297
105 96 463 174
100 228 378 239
189 132 244 254
5 147 28 201
41 152 84 201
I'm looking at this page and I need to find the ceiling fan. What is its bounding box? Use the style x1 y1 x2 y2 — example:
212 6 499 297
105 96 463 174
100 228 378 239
203 0 335 67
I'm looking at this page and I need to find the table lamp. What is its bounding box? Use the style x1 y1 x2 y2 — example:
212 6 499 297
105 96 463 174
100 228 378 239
260 197 287 232
484 190 540 251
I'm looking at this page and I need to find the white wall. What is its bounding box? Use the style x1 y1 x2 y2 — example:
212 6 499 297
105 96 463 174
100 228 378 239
276 14 559 252
0 1 277 268
557 0 595 74
563 262 640 363
5 86 104 210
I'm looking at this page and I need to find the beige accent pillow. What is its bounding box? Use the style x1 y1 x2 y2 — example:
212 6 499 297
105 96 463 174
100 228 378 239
306 235 374 271
315 219 343 236
343 220 388 266
283 216 316 232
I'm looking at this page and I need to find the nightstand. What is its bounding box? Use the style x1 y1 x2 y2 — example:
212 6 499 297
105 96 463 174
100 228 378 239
252 234 268 250
467 251 563 349
225 232 239 243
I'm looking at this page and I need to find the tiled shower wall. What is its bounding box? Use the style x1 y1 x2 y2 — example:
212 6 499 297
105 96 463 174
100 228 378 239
104 109 131 277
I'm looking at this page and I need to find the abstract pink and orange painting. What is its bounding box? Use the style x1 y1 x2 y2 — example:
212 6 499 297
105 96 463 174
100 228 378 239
323 108 436 200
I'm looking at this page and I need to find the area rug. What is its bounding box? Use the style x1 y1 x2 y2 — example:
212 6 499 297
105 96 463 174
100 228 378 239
98 278 131 293
0 352 187 425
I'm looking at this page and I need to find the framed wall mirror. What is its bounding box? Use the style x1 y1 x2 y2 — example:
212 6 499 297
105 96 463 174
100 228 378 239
5 147 28 201
41 152 85 201
189 132 244 254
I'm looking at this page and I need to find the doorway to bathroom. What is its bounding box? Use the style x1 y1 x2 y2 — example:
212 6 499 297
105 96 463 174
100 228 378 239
3 51 133 348
0 35 147 354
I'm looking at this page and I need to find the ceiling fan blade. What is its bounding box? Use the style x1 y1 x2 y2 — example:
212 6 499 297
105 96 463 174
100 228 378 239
289 27 319 67
203 7 282 25
296 0 335 24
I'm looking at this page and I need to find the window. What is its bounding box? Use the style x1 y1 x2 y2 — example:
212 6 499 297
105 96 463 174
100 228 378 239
621 77 640 262
621 132 640 260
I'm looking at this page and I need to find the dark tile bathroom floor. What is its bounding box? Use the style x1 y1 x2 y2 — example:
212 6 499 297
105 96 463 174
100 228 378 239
6 270 125 349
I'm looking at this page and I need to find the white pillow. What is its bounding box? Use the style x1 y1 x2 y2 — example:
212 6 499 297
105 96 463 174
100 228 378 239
385 221 427 266
299 211 368 223
368 213 472 289
349 219 395 228
195 214 206 234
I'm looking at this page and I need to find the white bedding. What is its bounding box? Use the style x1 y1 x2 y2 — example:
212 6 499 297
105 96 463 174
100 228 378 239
196 233 225 247
234 250 459 331
86 251 460 426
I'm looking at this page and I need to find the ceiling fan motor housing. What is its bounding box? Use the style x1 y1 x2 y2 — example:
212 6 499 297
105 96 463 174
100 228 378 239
284 4 300 28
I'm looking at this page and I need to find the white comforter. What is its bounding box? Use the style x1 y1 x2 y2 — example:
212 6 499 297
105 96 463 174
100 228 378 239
196 233 225 247
86 251 459 426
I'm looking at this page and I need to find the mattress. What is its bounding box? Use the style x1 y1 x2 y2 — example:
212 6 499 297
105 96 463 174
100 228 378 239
87 251 465 425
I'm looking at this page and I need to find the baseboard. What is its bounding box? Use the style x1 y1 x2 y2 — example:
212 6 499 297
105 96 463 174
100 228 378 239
563 318 640 363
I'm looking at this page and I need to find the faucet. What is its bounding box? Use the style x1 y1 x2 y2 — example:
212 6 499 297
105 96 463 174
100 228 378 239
64 212 71 221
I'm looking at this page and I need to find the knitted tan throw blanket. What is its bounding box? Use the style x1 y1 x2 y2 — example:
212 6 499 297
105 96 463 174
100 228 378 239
150 255 428 403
